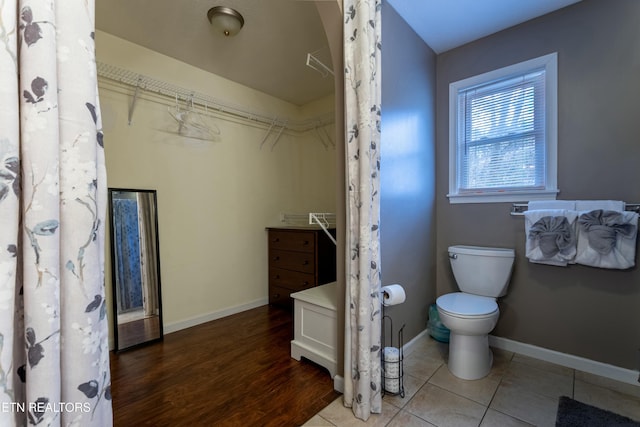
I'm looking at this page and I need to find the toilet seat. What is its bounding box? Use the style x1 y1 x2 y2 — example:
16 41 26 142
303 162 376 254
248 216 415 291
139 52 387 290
437 292 498 319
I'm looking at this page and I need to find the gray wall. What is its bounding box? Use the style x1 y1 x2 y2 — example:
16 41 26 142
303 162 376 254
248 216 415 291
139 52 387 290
435 0 640 369
381 3 437 345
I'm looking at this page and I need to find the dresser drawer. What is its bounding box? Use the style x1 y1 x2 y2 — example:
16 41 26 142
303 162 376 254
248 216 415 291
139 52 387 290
269 285 293 309
269 267 315 291
268 230 315 253
270 249 315 274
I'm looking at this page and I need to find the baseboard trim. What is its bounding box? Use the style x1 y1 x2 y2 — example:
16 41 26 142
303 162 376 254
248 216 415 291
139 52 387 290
403 328 431 358
489 335 640 386
333 375 344 393
164 297 268 334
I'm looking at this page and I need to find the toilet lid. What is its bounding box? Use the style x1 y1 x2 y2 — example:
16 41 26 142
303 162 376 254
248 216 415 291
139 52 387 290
437 292 498 317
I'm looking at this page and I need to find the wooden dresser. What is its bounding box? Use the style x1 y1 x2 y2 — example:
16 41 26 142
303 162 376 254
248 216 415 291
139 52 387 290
267 227 336 309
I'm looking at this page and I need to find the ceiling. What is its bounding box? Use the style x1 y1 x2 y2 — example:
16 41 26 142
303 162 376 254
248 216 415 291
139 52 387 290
95 0 335 106
387 0 582 53
95 0 582 106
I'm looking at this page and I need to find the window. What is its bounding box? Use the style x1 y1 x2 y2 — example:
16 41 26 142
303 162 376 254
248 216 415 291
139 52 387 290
448 53 558 203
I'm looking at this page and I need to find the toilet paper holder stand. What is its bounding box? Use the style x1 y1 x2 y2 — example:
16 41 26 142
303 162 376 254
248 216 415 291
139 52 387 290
381 313 405 398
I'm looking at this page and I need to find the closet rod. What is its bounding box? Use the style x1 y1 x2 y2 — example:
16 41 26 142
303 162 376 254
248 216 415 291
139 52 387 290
511 202 640 216
96 61 334 132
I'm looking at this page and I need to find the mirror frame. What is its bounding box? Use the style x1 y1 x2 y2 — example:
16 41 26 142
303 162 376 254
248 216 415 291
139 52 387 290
108 188 164 351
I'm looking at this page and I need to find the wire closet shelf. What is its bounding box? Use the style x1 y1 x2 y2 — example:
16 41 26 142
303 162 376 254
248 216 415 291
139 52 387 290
96 61 335 135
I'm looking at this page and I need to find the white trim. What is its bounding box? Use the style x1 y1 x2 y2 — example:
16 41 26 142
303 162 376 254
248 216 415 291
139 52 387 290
489 335 640 386
447 189 559 204
333 375 344 393
448 52 558 204
404 328 431 357
163 298 268 334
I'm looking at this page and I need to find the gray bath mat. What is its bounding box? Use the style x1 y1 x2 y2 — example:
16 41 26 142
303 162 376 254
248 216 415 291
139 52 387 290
556 396 640 426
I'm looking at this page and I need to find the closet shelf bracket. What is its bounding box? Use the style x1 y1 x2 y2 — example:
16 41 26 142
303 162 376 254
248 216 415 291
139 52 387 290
309 213 337 245
259 119 277 150
127 78 143 125
260 119 288 151
270 121 288 151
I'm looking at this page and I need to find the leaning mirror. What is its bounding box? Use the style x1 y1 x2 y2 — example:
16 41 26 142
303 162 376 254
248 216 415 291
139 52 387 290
108 188 163 351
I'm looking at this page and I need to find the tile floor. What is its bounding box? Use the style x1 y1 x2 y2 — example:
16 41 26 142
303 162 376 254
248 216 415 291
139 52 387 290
303 334 640 426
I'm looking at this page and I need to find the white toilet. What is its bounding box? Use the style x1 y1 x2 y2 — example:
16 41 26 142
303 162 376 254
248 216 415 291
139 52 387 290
436 245 515 380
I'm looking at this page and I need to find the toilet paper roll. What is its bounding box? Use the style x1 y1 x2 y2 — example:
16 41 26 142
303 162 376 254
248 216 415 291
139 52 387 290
383 347 400 377
383 346 400 362
383 346 401 393
384 378 400 393
381 284 406 306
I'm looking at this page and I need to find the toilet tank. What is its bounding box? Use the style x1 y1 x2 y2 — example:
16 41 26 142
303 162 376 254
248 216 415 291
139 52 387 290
448 245 515 298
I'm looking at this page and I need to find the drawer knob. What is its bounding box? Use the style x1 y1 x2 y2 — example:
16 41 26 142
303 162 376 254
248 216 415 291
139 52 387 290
302 260 309 265
303 281 310 286
302 240 309 245
273 256 280 261
274 238 280 242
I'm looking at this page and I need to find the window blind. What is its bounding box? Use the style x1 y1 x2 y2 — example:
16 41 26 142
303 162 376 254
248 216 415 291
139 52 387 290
456 69 546 193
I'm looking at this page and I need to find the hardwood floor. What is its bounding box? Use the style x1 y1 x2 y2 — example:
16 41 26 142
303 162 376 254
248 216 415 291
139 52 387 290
109 304 341 426
116 315 161 350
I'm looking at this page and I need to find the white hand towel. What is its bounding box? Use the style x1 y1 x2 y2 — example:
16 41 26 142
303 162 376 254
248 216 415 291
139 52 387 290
524 209 578 266
575 200 625 212
528 200 576 210
575 209 638 269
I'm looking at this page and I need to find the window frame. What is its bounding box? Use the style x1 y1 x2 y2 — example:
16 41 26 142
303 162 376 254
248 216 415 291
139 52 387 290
447 52 558 204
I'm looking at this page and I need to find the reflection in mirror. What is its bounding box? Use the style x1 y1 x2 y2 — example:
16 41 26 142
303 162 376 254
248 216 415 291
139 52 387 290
109 188 163 351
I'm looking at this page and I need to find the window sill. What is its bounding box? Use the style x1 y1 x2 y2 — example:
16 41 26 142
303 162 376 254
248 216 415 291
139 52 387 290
447 189 559 204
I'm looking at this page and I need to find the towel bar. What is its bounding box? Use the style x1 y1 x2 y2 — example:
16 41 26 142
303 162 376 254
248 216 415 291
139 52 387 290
511 202 640 216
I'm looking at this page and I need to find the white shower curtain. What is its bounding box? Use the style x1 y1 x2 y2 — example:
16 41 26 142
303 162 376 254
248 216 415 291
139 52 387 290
342 0 383 421
0 1 113 425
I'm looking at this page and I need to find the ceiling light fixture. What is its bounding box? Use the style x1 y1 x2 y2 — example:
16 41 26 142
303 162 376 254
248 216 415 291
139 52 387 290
207 6 244 37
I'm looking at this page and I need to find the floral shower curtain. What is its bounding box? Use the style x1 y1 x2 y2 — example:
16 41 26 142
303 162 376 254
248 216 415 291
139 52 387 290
0 1 113 425
343 0 382 421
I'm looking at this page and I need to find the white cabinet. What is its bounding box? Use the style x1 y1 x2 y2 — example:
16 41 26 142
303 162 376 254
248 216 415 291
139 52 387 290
290 281 337 378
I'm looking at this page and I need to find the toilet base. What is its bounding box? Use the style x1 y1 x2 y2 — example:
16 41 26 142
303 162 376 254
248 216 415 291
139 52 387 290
447 332 493 380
